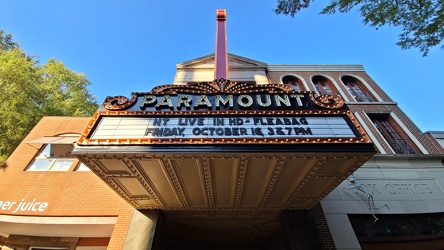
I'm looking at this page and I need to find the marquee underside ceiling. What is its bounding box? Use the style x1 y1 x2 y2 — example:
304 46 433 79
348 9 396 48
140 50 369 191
75 145 374 244
75 148 373 212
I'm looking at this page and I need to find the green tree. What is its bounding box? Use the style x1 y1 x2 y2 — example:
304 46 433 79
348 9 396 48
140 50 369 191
275 0 444 56
0 31 98 166
0 30 18 51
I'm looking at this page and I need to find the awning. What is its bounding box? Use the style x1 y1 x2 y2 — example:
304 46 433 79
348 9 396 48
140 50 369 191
26 136 79 144
0 214 117 237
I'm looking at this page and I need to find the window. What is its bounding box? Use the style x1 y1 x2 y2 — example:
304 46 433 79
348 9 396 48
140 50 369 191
27 143 76 171
26 134 81 171
312 75 335 95
349 213 444 248
282 75 304 91
342 76 375 102
369 114 418 154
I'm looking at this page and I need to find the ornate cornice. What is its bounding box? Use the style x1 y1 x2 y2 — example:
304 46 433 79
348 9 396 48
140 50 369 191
151 79 293 94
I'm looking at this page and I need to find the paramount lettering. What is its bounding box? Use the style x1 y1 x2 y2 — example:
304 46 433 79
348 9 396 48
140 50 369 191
139 94 307 110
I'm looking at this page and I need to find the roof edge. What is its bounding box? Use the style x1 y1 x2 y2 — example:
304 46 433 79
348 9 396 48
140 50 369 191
176 53 267 68
267 64 365 72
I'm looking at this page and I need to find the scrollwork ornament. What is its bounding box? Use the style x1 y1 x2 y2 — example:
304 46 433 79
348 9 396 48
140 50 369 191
214 78 230 92
309 92 345 109
151 80 295 94
103 94 138 110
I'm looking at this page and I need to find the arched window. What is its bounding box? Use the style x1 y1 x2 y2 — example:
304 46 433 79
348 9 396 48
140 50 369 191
312 75 335 95
282 75 303 91
342 76 375 102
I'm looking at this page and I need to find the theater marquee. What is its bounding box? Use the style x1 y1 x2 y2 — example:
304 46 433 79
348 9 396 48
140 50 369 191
77 80 371 145
73 10 377 243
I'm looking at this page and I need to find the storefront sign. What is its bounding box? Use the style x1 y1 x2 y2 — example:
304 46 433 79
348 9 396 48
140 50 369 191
0 199 48 214
101 83 345 112
137 94 309 111
77 81 373 145
343 180 438 197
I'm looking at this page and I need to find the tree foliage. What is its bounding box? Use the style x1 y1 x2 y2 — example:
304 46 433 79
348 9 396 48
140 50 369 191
0 30 18 51
275 0 444 56
0 31 98 165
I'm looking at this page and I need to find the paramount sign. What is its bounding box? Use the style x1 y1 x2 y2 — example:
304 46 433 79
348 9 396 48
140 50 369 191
78 80 372 145
138 93 308 111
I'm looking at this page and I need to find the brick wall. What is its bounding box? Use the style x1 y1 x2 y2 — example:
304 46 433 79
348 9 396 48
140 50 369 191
107 206 136 249
424 133 444 154
267 71 441 154
312 203 336 250
267 71 394 102
0 116 135 249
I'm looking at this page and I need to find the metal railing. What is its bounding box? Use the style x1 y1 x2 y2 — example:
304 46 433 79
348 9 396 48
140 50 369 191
386 138 418 154
354 92 375 102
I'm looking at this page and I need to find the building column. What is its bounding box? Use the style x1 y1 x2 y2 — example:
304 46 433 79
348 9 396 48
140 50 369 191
123 210 158 250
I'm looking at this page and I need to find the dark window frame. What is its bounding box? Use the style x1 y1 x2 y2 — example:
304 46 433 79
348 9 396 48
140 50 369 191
342 76 375 102
282 75 304 91
369 114 419 154
349 213 444 241
312 75 337 95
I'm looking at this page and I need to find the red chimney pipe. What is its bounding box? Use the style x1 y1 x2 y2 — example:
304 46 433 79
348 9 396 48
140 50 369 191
214 9 228 80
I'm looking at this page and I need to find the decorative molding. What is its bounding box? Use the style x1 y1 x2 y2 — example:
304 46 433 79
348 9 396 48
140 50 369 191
164 159 190 209
151 79 293 94
233 157 246 214
201 158 214 210
258 157 285 211
75 152 374 211
309 92 345 109
267 64 365 72
284 158 322 209
128 159 164 207
103 94 137 110
346 101 397 105
176 53 267 69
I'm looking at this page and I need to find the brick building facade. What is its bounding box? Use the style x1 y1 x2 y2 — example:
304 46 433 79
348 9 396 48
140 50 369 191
1 10 444 250
1 54 443 249
0 117 135 249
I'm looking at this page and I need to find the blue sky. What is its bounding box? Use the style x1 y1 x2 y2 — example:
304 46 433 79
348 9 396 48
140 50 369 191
1 1 443 132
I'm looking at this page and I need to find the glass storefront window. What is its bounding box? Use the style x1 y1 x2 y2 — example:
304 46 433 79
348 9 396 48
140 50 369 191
27 143 76 171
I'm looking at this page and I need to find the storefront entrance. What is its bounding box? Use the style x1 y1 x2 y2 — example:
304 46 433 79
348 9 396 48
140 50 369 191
151 210 325 250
